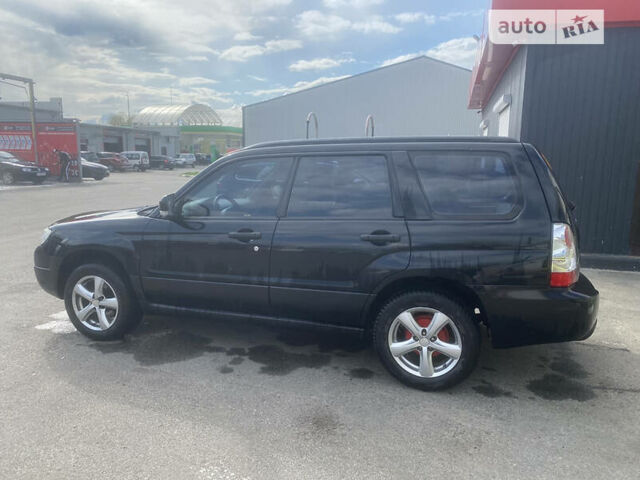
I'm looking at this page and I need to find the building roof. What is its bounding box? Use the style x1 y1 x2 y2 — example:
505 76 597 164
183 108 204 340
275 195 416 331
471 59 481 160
133 104 222 126
244 55 471 109
468 0 640 109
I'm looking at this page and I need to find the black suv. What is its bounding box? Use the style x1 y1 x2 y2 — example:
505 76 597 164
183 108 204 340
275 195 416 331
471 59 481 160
34 137 599 390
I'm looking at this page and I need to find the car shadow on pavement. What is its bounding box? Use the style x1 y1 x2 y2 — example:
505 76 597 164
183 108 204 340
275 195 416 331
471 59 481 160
43 313 640 402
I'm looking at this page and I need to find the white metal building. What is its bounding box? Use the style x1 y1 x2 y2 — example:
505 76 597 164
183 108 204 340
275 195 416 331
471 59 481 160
243 56 478 146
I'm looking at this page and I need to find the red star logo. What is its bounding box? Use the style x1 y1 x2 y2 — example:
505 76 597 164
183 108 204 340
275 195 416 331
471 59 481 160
572 14 588 24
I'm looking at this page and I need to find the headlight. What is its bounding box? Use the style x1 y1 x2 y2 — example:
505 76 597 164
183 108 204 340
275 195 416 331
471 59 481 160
41 227 52 244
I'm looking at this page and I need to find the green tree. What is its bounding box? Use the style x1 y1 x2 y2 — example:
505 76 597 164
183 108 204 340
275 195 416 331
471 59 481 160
108 112 130 126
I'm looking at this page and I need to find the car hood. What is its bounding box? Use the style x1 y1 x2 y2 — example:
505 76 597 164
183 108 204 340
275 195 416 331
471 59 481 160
51 207 153 227
81 159 107 169
2 159 35 168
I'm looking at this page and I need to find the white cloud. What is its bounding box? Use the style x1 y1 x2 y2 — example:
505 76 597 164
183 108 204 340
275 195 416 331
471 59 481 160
352 16 401 34
178 76 218 87
394 12 436 24
323 0 384 8
248 75 267 82
296 10 400 36
219 38 302 62
295 10 351 36
216 105 243 127
439 10 484 21
233 31 261 41
426 37 477 68
248 75 350 97
380 37 478 69
288 57 353 72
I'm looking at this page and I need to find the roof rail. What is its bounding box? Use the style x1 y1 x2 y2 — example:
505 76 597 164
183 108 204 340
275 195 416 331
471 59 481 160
244 136 520 150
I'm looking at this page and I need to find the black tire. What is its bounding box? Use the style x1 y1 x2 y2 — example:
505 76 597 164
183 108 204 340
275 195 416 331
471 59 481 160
93 175 104 181
33 179 45 185
63 263 141 340
373 290 480 391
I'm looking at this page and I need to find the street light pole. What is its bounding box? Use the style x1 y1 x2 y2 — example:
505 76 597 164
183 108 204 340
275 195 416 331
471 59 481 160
0 72 39 164
27 80 39 165
126 92 131 125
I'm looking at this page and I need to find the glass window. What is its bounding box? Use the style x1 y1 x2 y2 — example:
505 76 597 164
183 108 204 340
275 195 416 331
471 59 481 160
411 152 519 217
287 155 392 218
179 158 292 217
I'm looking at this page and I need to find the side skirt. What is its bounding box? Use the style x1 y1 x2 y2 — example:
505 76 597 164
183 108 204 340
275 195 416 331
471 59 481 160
144 302 366 337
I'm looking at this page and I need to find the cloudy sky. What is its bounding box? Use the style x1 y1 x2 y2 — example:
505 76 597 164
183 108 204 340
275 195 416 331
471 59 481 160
0 0 485 126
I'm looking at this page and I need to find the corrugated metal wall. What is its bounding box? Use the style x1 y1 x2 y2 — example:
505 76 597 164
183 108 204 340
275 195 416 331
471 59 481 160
521 28 640 255
243 57 478 145
480 47 528 138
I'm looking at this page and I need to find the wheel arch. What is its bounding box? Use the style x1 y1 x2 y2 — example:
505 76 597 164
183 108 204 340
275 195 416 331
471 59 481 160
362 276 488 333
57 248 133 299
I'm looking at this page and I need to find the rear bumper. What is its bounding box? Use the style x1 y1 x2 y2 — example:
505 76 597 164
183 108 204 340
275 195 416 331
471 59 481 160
479 273 599 348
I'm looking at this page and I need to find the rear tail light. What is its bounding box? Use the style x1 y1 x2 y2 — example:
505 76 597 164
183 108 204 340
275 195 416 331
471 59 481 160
550 223 579 287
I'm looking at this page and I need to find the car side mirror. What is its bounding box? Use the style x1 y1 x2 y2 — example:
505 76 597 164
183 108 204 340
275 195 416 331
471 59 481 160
159 193 177 218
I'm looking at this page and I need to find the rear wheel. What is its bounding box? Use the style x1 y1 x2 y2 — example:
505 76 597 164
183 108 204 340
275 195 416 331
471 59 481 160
1 171 15 185
373 291 480 390
64 264 141 340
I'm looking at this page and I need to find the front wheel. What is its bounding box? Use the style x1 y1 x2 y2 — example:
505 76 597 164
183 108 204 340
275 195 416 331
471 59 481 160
64 264 141 340
373 291 480 390
1 171 15 185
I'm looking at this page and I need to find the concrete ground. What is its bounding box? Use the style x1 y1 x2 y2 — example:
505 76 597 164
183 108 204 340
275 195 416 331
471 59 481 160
1 169 639 479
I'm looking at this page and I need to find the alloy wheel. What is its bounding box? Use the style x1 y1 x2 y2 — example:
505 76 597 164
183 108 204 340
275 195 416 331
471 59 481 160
387 307 462 378
71 275 119 331
1 171 14 185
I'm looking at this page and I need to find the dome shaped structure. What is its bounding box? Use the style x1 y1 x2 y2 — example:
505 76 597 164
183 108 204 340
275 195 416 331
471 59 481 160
133 104 222 126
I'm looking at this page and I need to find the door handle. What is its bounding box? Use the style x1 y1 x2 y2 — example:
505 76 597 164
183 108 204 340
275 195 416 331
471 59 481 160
228 230 262 241
360 232 400 245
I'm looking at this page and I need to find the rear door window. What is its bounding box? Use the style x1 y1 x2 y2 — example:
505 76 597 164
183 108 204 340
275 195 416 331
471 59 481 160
410 152 520 218
286 155 392 218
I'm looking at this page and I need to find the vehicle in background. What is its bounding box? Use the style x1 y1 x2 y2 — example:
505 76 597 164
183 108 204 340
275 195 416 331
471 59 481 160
80 157 109 181
195 153 209 165
150 155 175 170
121 151 149 171
80 151 100 163
0 150 49 185
96 152 127 171
34 137 598 391
177 153 196 168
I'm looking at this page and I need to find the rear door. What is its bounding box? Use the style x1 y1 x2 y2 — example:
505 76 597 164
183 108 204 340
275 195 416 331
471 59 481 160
269 153 410 327
396 145 551 287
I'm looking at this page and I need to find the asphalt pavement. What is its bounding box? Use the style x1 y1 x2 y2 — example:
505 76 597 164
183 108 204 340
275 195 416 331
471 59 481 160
1 169 639 479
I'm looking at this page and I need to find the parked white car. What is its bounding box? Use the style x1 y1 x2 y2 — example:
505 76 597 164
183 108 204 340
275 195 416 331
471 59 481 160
121 151 149 171
177 153 196 168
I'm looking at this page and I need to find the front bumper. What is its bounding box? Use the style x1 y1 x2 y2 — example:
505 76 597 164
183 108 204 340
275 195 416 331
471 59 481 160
34 265 59 297
479 273 599 348
34 242 62 298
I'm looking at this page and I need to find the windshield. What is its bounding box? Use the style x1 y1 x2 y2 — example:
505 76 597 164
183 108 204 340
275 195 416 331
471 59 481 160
123 153 140 160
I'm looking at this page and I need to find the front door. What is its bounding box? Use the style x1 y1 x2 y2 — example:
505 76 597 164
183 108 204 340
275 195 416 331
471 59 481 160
140 156 293 314
269 154 410 327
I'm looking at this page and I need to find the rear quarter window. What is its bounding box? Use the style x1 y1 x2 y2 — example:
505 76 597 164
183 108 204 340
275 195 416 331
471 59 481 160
410 151 521 218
